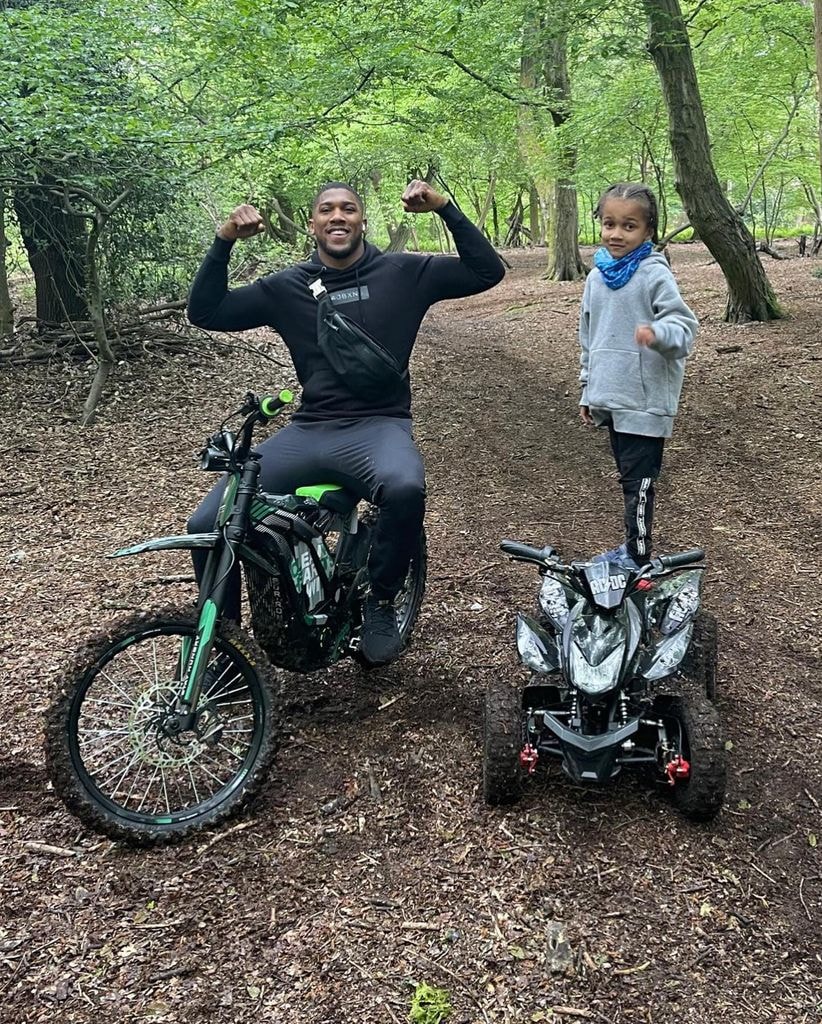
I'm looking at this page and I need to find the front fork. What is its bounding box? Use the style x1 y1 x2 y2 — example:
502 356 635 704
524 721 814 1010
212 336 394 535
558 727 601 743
177 458 261 715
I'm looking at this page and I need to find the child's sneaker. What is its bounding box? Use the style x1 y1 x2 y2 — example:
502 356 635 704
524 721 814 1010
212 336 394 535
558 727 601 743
591 543 641 572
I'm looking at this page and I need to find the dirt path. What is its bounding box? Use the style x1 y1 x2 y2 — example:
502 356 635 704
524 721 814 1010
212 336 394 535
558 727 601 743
1 244 820 1023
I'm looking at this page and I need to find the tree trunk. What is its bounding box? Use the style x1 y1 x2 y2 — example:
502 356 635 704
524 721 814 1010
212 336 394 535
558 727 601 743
81 214 115 426
644 0 781 322
815 0 822 194
476 174 496 234
0 190 14 339
528 182 543 245
548 172 586 280
544 32 585 281
519 14 549 249
13 180 89 323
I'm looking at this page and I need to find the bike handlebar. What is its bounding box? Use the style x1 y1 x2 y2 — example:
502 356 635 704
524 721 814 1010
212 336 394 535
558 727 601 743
259 389 294 420
500 540 559 564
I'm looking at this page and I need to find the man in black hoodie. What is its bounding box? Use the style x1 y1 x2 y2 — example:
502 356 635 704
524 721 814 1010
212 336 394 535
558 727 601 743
187 179 505 664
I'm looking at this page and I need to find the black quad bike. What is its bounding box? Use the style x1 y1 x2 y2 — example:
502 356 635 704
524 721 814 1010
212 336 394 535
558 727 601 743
46 391 426 845
483 542 725 820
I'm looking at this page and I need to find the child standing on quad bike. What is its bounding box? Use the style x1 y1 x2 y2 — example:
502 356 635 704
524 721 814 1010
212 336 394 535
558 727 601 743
579 182 698 570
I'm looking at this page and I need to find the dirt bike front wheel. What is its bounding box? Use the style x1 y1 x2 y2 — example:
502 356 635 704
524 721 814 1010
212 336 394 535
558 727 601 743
45 606 281 846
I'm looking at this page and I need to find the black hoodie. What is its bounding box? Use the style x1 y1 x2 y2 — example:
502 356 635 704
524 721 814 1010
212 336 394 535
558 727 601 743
187 201 505 420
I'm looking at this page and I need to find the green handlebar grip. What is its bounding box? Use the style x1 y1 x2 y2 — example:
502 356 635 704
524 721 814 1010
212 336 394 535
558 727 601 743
260 390 294 417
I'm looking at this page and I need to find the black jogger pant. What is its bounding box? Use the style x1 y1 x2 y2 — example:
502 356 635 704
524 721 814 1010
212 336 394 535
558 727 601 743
607 426 665 561
187 417 426 621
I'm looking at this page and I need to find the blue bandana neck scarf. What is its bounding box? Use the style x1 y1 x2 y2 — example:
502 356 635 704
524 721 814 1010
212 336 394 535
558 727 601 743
594 241 653 289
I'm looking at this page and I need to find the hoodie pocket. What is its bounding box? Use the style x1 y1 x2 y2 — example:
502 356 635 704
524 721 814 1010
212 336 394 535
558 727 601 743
587 349 646 411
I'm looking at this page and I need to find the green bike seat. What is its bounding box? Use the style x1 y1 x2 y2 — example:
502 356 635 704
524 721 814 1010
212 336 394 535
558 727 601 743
295 483 359 515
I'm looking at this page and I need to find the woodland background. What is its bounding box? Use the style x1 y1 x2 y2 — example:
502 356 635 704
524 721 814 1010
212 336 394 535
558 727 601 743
2 0 822 421
1 3 821 1022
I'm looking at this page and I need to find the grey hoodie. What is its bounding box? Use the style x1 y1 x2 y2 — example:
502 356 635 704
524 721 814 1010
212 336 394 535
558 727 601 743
579 252 698 437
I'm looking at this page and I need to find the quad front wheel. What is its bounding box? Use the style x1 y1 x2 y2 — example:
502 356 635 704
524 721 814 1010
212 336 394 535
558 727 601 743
660 692 726 822
482 676 524 806
45 606 281 846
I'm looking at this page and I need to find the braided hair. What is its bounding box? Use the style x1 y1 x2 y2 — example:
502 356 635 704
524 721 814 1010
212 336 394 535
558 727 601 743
594 182 659 244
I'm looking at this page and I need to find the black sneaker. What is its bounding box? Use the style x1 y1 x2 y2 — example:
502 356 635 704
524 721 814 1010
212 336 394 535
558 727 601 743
360 596 403 666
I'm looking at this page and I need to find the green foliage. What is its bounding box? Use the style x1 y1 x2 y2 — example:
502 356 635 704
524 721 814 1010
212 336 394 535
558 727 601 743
409 982 452 1024
1 0 819 312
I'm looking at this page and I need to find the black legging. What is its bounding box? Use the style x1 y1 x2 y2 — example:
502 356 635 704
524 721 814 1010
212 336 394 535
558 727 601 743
608 426 665 561
187 416 426 621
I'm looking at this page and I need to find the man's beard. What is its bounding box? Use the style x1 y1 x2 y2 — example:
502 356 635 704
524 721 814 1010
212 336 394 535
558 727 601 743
316 230 363 260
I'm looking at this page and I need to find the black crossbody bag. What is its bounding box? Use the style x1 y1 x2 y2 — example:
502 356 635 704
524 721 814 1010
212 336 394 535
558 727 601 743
309 278 408 401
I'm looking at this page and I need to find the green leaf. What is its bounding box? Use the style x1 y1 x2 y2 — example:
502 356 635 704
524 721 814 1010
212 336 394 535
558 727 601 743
409 982 451 1024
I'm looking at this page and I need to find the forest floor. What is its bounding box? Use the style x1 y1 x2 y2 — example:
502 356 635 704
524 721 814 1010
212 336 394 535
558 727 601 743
1 241 820 1024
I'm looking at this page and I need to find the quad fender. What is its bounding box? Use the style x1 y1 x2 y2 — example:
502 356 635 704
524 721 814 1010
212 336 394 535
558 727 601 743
109 533 220 558
516 613 561 674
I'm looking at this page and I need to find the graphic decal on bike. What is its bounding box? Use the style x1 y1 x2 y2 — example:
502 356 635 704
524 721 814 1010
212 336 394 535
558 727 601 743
183 598 217 701
293 541 323 607
588 572 627 596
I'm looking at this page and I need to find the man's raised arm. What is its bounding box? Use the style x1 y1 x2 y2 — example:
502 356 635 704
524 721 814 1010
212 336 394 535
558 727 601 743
401 180 506 300
187 204 274 332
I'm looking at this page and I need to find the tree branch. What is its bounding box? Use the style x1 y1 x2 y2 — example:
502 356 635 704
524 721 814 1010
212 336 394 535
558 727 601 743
736 79 811 217
417 46 559 112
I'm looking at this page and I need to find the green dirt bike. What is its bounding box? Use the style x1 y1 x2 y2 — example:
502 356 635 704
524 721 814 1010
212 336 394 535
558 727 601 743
45 391 427 846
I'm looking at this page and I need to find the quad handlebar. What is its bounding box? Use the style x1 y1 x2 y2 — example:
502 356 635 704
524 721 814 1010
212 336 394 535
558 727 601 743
499 539 704 576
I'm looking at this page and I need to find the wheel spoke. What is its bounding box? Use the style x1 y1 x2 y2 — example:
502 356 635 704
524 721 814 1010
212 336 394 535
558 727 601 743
97 668 141 707
135 765 161 812
216 743 245 762
124 644 161 689
160 768 171 815
191 758 231 788
101 748 144 795
186 762 201 805
84 697 144 711
59 622 272 833
203 682 248 703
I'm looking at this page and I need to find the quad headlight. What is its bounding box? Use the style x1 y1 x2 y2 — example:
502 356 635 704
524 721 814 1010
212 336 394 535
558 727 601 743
569 642 624 696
